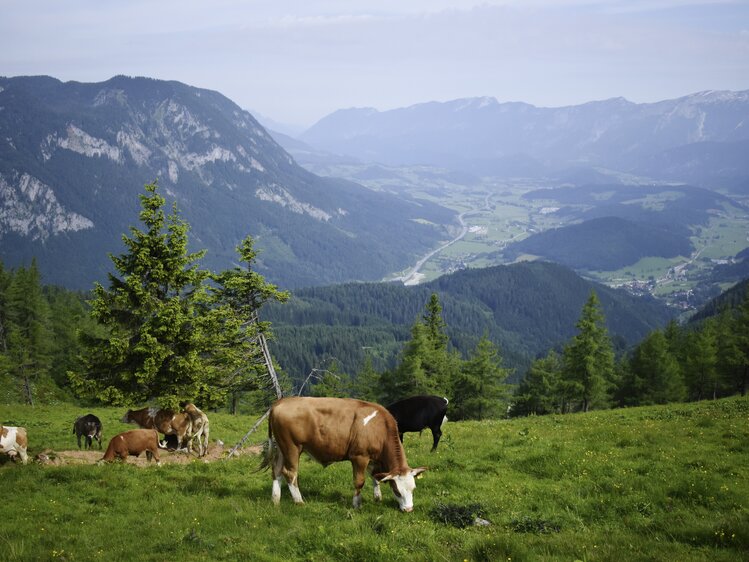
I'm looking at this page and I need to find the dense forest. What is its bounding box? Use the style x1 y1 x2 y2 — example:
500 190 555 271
264 261 672 380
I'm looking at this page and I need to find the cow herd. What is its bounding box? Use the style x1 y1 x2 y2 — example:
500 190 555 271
0 403 210 468
1 395 448 512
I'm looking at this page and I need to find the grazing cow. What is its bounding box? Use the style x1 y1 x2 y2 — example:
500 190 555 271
122 407 192 450
182 403 210 457
386 395 449 451
100 429 161 464
0 425 28 465
262 396 427 512
73 414 103 449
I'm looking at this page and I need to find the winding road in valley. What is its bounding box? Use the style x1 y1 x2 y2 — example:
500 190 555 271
392 194 493 286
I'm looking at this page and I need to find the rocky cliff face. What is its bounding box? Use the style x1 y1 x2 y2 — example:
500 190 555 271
0 75 452 289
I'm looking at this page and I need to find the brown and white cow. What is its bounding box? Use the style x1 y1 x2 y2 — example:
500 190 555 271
100 429 161 464
122 407 192 450
0 425 28 465
182 403 210 457
262 397 427 512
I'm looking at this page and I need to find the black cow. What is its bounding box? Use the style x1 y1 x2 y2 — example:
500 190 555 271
73 414 103 449
386 395 448 451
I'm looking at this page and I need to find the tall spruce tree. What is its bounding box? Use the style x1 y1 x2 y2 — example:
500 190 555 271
209 235 289 411
451 335 509 420
382 293 454 403
729 287 749 396
513 350 563 416
627 330 685 405
684 318 719 401
70 182 217 408
4 260 52 404
562 291 614 412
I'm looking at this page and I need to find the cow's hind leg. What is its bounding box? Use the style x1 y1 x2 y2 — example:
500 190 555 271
280 444 304 504
430 425 443 451
270 442 285 505
351 457 369 508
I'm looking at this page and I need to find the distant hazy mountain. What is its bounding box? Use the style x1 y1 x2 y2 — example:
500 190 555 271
0 75 453 289
301 91 749 187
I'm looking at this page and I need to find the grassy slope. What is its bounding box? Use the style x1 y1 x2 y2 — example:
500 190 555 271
0 398 747 561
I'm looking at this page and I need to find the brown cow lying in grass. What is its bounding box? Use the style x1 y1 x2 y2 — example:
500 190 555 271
122 407 192 451
100 429 161 465
0 425 28 464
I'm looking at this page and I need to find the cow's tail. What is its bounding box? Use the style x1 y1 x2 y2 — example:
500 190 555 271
256 414 278 473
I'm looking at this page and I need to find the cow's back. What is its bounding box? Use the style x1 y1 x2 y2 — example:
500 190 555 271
387 395 447 432
270 397 395 464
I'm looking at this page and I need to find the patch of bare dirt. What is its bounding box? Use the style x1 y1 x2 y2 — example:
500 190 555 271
34 444 263 467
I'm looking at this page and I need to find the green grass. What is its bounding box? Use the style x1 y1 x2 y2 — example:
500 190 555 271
1 397 748 561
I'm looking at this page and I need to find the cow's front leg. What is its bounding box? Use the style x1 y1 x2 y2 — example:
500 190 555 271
373 478 382 502
351 456 369 509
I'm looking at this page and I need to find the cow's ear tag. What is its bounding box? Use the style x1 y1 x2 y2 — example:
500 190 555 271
416 473 424 479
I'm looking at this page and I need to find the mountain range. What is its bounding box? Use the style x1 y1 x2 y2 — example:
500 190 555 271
0 75 453 289
300 91 749 189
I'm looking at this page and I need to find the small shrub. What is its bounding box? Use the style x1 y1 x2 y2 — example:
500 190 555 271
429 502 486 528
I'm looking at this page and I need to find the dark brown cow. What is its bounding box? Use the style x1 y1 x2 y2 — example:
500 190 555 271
0 425 28 464
262 397 427 511
100 429 160 464
122 407 192 450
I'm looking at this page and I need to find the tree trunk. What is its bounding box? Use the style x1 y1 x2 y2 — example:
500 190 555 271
22 373 34 406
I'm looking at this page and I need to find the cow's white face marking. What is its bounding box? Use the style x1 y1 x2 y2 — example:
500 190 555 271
148 407 159 419
379 468 427 512
362 411 377 426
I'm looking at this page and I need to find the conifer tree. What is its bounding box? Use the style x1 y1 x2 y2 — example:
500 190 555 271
627 330 685 405
70 182 216 408
513 350 562 415
451 335 509 420
310 362 352 397
562 291 614 412
728 287 749 396
683 318 718 401
5 260 52 404
209 235 289 409
353 353 382 402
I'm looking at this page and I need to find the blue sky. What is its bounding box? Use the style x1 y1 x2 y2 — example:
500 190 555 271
2 1 748 128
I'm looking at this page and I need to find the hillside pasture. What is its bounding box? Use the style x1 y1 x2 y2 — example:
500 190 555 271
0 398 747 561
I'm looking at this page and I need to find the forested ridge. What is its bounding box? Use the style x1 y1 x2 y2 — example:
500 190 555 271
265 261 673 380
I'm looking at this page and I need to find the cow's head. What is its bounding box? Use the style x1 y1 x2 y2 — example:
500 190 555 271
121 410 133 424
375 467 427 512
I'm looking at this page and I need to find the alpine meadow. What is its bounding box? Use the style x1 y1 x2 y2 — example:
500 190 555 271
3 2 749 560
